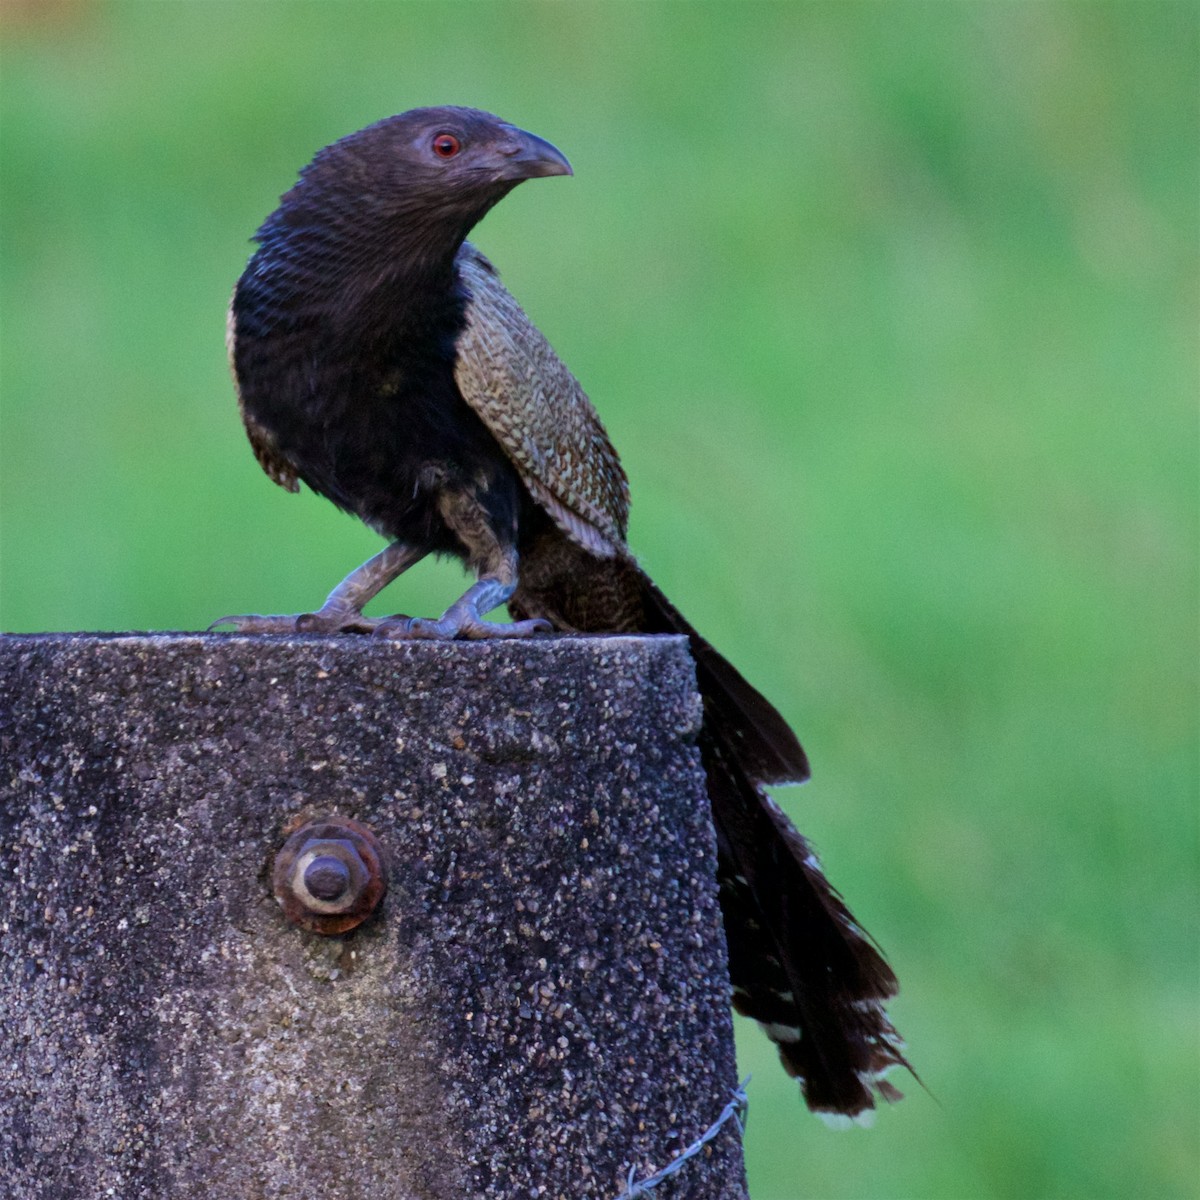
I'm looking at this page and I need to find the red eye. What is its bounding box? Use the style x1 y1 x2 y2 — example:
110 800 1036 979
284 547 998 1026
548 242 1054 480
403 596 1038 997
432 133 461 158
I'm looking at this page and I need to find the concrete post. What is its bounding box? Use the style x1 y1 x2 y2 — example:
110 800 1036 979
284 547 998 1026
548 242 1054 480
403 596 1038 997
0 634 748 1200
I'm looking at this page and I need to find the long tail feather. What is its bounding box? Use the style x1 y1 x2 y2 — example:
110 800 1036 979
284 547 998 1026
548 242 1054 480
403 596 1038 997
640 567 910 1123
511 544 910 1122
704 733 909 1123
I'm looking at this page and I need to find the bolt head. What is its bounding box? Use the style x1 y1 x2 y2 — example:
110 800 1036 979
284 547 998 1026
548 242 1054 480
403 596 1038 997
272 817 387 934
303 854 352 902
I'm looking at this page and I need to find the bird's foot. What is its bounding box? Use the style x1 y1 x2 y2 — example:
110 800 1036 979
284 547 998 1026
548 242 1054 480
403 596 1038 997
374 599 551 641
209 613 304 634
208 606 391 635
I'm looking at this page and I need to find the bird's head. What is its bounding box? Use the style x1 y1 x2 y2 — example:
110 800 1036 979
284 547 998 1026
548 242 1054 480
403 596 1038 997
276 107 571 273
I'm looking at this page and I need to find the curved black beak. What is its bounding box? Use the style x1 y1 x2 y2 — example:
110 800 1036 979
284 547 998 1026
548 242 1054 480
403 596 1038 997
495 125 573 181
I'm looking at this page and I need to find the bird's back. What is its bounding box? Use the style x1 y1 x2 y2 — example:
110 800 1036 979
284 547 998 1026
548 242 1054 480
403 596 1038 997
453 244 630 560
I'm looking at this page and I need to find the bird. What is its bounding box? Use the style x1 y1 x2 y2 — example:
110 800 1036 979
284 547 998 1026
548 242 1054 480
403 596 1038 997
217 106 910 1126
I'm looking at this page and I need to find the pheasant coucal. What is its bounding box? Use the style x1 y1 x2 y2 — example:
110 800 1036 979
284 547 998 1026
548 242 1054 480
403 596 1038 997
218 106 910 1125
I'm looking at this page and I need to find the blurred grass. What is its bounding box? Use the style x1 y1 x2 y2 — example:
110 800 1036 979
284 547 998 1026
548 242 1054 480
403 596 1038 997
1 2 1196 1197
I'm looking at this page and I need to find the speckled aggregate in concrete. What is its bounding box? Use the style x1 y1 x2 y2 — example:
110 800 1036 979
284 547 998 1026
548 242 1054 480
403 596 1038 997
0 634 748 1200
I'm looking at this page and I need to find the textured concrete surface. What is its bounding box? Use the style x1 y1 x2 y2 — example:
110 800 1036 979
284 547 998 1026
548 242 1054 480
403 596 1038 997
0 634 747 1200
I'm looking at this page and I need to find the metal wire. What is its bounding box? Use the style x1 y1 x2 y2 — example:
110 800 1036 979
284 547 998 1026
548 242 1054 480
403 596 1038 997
614 1078 751 1198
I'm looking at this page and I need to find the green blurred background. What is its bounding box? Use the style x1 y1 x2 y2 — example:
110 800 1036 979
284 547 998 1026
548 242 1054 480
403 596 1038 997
2 2 1196 1197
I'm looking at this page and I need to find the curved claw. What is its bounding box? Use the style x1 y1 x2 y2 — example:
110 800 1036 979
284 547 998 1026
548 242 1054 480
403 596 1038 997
208 608 383 635
208 613 307 634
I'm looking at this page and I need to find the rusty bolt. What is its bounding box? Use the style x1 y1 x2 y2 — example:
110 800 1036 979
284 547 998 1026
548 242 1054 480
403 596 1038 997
304 855 352 901
272 816 386 934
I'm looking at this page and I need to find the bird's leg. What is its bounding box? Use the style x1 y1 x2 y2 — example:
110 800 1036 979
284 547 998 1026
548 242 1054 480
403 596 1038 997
305 542 428 629
380 572 551 641
375 495 552 641
209 541 427 634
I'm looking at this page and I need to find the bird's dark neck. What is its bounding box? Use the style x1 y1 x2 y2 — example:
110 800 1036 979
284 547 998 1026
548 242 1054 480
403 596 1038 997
250 191 491 347
335 243 465 348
